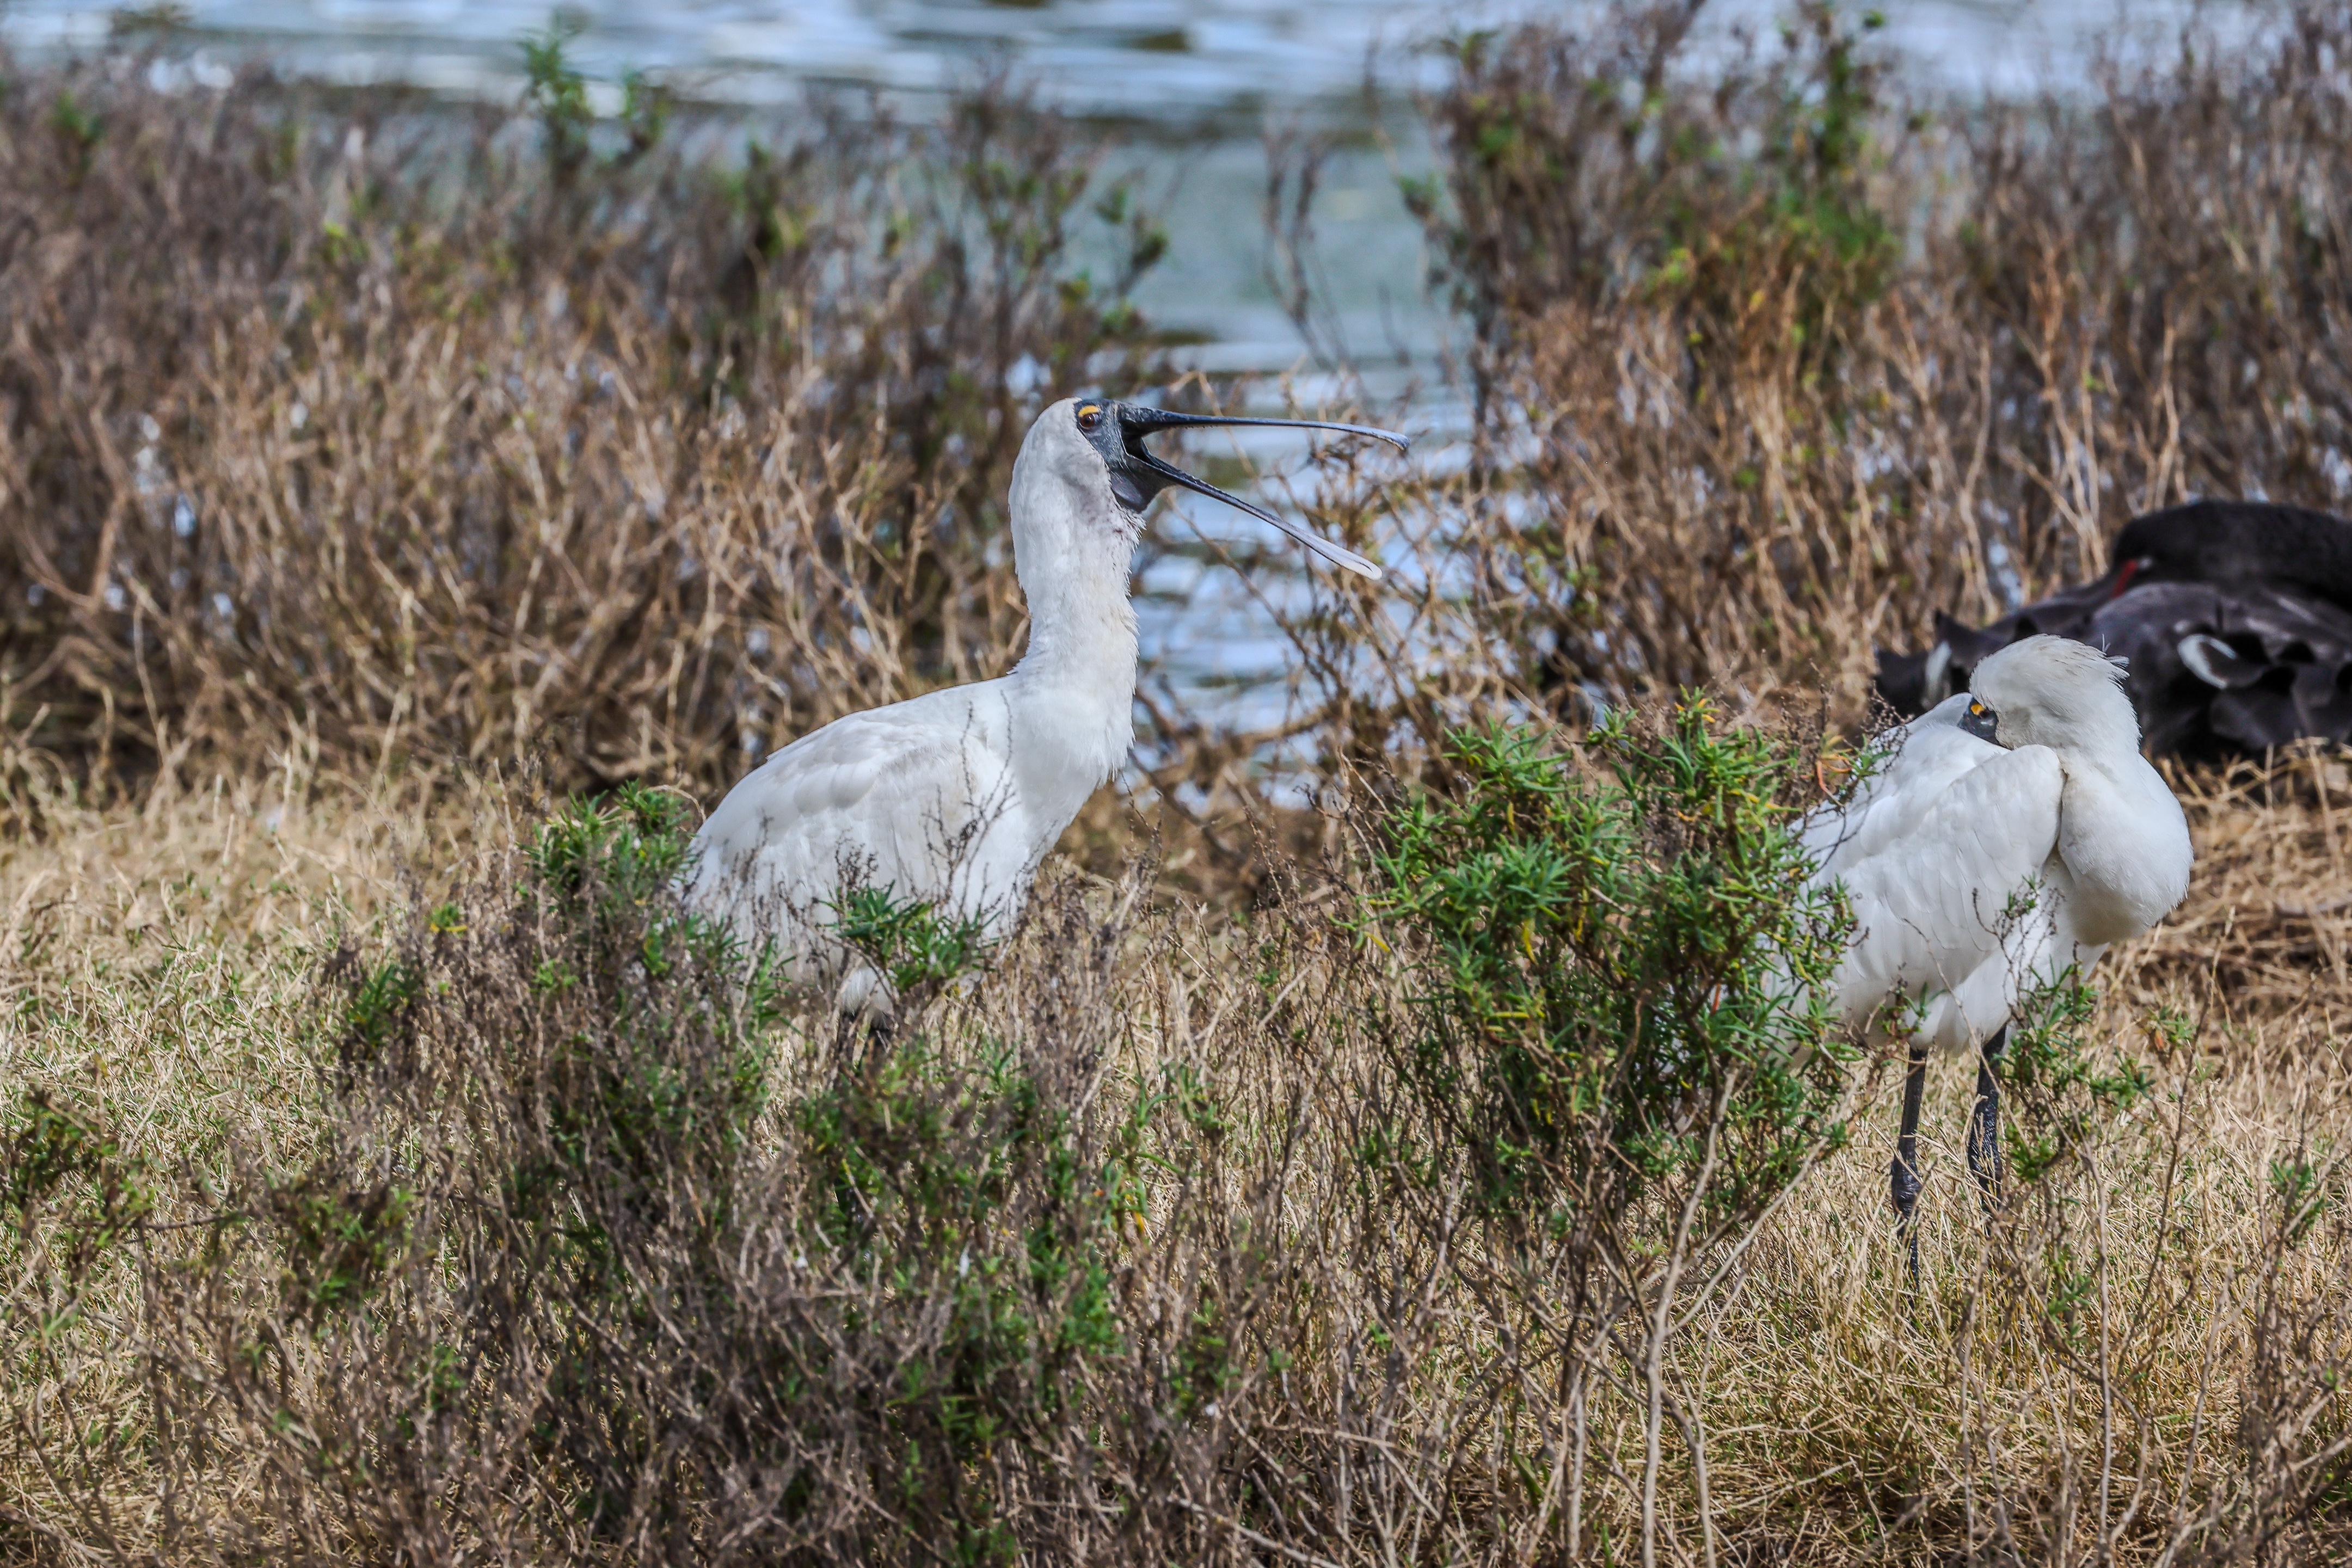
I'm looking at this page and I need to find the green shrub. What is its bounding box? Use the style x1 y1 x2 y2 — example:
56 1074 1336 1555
1364 705 1858 1239
520 16 595 186
828 883 992 1000
106 789 1223 1562
1358 703 1866 1563
1999 966 2153 1188
794 1030 1140 1553
0 1091 154 1283
515 784 781 1232
266 1168 417 1329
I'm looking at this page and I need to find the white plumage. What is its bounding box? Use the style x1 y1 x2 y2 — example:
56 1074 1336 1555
1804 703 2071 1049
687 685 1046 1007
685 395 1402 1006
1801 634 2194 1252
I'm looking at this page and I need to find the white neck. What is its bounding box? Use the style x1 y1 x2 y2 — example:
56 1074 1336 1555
1011 536 1139 685
988 406 1150 831
1001 512 1139 823
2050 744 2194 945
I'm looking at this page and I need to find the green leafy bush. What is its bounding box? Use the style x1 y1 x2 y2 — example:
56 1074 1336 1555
794 1032 1141 1555
0 1091 154 1283
93 787 1239 1563
1365 705 1857 1237
518 784 781 1232
240 786 793 1548
1358 704 1865 1563
520 17 594 185
2000 966 2154 1188
266 1168 417 1329
828 884 992 1000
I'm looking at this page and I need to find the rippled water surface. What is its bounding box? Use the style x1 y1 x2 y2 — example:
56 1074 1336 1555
3 1 2263 113
4 0 2265 367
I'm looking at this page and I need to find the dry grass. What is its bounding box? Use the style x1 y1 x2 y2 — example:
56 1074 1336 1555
1 756 2348 1564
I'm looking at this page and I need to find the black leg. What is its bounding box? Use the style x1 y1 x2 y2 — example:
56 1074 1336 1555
1968 1025 2009 1219
1892 1036 1931 1281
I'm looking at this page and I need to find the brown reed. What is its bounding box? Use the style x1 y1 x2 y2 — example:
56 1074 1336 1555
0 51 1166 816
1365 2 2352 742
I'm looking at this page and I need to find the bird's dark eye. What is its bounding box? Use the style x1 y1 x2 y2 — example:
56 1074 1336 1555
1076 404 1104 431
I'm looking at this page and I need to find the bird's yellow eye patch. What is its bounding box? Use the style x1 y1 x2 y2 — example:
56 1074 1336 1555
1076 403 1104 431
1970 701 1987 715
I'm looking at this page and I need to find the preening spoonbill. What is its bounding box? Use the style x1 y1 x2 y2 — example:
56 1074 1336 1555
1876 499 2352 760
1806 635 2193 1268
685 395 1406 1007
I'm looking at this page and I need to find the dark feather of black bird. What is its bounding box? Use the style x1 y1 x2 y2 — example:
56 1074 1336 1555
1876 500 2352 761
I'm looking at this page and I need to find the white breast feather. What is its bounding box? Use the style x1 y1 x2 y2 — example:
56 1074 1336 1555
684 684 1040 976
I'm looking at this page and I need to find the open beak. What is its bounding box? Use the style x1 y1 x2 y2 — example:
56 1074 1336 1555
1115 405 1408 582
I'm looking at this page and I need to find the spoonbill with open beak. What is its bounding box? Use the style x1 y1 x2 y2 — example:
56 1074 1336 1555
685 395 1406 1007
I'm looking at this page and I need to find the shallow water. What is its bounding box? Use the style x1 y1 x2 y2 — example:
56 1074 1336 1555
3 0 2270 367
5 1 2266 120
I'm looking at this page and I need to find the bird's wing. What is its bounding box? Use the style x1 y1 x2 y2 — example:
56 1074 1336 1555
685 687 1025 946
1801 696 1992 878
1817 741 2065 1034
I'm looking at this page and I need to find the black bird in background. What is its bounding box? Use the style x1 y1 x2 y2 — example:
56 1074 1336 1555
1875 500 2352 761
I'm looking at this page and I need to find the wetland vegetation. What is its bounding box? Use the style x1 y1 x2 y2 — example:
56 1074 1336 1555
4 5 2351 1561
